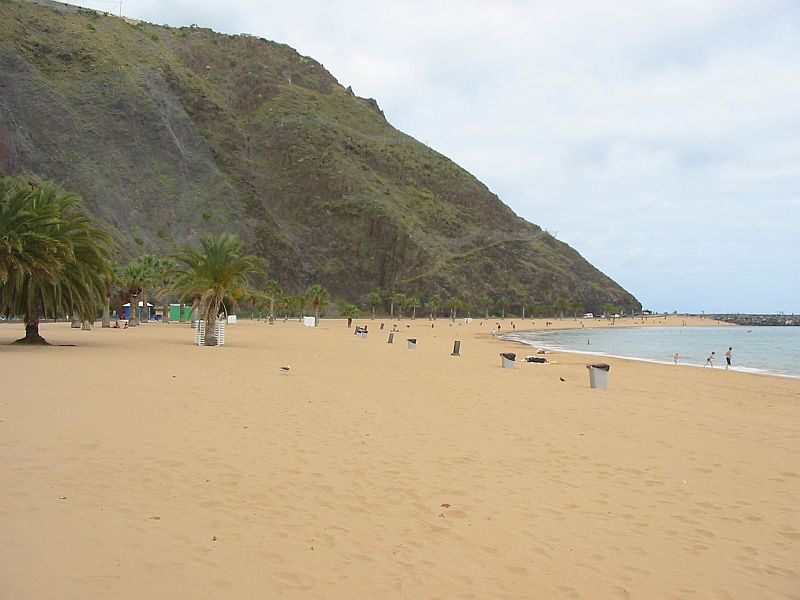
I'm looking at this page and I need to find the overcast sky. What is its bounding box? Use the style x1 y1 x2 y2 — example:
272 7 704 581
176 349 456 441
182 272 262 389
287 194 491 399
77 0 800 313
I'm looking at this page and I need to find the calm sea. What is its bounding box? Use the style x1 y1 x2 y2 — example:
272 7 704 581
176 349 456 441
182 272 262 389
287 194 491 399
502 326 800 379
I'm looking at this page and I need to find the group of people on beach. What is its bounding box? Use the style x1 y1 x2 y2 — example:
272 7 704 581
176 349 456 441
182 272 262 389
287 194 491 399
699 347 734 369
673 347 734 369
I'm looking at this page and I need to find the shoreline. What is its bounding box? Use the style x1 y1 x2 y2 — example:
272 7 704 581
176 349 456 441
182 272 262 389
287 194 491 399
499 327 800 381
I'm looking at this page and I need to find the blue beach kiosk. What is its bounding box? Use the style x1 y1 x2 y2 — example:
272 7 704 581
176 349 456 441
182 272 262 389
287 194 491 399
122 301 155 320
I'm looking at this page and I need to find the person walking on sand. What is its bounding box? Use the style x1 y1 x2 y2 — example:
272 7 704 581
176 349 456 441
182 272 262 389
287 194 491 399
705 351 715 367
725 347 733 370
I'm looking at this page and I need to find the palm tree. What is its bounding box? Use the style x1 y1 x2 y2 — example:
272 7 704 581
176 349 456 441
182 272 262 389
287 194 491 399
497 296 510 319
522 301 536 320
172 233 263 346
119 262 145 326
340 303 360 326
425 294 442 320
284 295 303 319
388 290 402 318
0 178 113 344
392 292 407 319
446 297 462 321
462 302 476 318
482 297 493 319
365 287 383 319
0 175 64 286
305 283 329 325
151 257 177 323
553 298 569 319
264 279 282 320
136 254 163 323
407 295 420 320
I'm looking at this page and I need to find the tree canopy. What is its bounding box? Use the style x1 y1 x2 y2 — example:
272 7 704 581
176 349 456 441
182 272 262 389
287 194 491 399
172 233 264 345
0 174 113 344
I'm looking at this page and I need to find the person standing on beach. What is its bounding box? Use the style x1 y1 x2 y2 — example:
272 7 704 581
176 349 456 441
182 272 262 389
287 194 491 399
725 347 733 370
706 351 715 367
674 353 680 365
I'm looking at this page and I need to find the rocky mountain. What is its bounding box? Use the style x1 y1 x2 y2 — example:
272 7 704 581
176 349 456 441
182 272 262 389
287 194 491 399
0 0 640 313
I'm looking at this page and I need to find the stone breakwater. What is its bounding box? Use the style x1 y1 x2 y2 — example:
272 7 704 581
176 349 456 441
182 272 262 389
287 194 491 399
715 314 798 326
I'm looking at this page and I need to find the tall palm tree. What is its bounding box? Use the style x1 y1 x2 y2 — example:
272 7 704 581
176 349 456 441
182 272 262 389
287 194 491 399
0 178 113 344
553 298 570 319
425 294 442 320
305 283 329 325
389 291 405 319
497 296 510 319
119 262 145 326
482 297 493 319
0 175 64 286
395 292 408 319
340 303 360 320
407 295 420 320
365 287 383 319
264 279 282 320
135 254 162 323
446 297 462 321
151 257 177 323
172 233 263 346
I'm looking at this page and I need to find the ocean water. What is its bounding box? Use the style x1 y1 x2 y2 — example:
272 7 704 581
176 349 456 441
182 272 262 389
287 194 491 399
502 326 800 379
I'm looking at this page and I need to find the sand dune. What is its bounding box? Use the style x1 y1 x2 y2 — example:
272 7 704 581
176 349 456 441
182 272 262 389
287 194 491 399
1 316 798 599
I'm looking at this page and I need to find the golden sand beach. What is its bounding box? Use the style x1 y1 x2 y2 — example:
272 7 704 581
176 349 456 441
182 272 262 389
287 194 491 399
1 316 798 599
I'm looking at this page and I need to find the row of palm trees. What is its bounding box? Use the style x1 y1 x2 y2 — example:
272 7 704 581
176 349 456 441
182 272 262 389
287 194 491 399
2 175 624 345
0 175 263 346
361 287 595 321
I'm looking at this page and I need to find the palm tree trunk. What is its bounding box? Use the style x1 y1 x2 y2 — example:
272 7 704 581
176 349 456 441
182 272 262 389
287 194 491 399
315 306 320 325
162 302 170 324
205 298 220 346
113 294 124 321
129 293 140 326
141 288 149 323
102 294 111 328
179 303 186 322
15 298 48 345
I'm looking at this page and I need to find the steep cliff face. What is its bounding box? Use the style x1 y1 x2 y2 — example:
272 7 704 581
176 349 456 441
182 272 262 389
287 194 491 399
0 0 640 313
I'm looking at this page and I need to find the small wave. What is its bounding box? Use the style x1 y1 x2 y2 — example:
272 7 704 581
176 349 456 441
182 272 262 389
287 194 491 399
499 331 800 379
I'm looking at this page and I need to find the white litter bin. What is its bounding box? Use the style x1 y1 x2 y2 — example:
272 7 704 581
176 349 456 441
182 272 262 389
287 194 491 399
587 363 610 389
500 352 516 368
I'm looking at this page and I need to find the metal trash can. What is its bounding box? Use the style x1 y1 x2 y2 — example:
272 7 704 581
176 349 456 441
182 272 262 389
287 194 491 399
407 338 417 349
388 332 395 344
586 363 610 389
500 352 516 368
